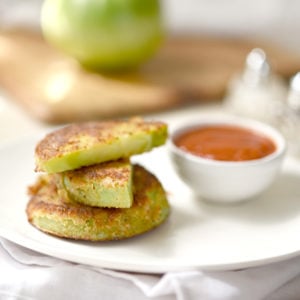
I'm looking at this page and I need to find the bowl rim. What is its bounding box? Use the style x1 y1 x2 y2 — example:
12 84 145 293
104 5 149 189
168 116 286 167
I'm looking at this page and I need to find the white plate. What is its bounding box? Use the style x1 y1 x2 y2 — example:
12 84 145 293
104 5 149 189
1 135 300 274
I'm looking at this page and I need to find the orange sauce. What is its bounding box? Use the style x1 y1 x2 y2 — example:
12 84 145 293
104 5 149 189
174 125 276 161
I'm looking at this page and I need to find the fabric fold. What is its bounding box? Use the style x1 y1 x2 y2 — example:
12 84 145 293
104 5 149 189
2 238 300 300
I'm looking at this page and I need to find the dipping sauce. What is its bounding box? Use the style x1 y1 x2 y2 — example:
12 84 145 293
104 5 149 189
174 124 276 161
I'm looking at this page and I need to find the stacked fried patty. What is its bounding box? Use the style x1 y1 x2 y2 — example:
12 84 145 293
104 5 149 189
26 118 170 241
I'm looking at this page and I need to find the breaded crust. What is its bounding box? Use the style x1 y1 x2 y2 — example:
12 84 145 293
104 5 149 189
62 158 133 208
35 118 167 173
26 165 170 241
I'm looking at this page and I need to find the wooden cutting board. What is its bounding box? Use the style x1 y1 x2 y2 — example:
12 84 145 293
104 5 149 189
0 29 300 124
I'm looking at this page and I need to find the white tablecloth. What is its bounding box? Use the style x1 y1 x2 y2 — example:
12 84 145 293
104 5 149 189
2 237 300 300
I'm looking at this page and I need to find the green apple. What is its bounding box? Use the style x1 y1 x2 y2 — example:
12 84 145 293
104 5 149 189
41 0 164 71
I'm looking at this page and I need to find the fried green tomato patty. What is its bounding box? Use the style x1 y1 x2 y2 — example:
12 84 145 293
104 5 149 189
35 118 167 173
62 159 133 208
26 165 170 241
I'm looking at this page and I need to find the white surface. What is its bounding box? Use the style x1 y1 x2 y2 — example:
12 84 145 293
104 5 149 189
162 0 300 51
0 91 49 145
1 129 300 273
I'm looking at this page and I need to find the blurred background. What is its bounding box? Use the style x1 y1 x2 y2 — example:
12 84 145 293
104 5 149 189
1 0 300 131
164 0 300 51
1 0 300 49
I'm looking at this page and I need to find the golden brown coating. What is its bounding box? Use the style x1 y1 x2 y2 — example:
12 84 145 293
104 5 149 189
26 165 170 241
35 118 167 173
62 159 133 208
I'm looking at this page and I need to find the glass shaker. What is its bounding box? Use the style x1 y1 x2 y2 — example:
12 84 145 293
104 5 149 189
224 48 288 127
278 72 300 157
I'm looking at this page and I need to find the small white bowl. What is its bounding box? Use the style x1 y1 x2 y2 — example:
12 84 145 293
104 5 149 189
168 116 286 204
